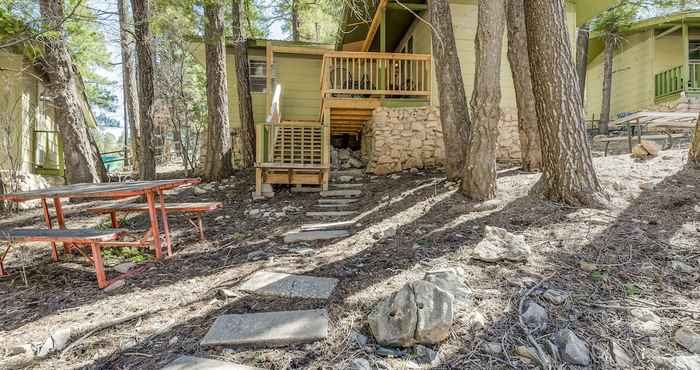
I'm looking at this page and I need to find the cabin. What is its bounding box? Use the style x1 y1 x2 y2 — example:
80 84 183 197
192 0 616 196
0 50 97 193
585 11 700 120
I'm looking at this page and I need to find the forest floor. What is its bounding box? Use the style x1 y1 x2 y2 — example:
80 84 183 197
1 148 698 370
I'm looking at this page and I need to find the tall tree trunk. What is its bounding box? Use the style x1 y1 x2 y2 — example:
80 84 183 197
429 0 470 180
131 0 156 180
291 0 300 41
232 0 256 168
575 25 589 102
506 0 541 171
118 0 141 171
599 34 614 135
689 114 700 167
462 0 505 200
39 0 107 184
524 0 606 207
203 0 233 181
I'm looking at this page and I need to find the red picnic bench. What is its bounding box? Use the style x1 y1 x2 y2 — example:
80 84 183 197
0 228 127 288
86 202 222 241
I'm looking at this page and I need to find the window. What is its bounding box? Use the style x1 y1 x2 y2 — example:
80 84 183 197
249 59 276 93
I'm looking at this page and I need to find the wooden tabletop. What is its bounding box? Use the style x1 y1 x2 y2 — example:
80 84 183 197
0 228 128 242
0 179 200 202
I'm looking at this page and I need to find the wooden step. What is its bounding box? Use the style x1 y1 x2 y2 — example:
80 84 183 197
318 198 359 204
320 190 362 198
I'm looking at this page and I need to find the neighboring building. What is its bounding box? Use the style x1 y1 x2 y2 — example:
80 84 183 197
192 0 616 195
0 50 98 193
585 11 700 120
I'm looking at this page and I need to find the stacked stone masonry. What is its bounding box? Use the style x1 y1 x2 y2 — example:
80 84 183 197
362 107 521 175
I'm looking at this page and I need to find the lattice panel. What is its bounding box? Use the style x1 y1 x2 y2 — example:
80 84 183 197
272 126 323 165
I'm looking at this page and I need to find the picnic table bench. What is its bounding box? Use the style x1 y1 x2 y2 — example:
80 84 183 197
0 228 128 288
594 133 688 156
87 202 223 240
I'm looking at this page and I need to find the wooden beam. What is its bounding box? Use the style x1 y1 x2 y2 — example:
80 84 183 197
266 41 273 116
656 24 682 39
387 2 427 11
324 98 382 109
683 23 689 92
361 0 389 52
271 45 328 55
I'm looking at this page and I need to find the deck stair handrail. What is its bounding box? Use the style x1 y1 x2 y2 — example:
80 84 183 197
321 51 432 99
655 65 684 100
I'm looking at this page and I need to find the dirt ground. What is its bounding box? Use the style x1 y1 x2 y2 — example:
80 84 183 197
1 148 698 370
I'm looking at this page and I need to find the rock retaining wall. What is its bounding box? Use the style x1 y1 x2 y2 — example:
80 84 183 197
362 107 522 175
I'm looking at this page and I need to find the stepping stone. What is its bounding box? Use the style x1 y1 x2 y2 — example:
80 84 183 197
320 190 362 198
162 356 264 370
331 183 364 189
332 169 363 177
306 211 357 217
318 198 359 204
201 309 328 347
301 220 357 231
316 203 356 209
291 187 321 193
238 271 338 299
284 229 350 243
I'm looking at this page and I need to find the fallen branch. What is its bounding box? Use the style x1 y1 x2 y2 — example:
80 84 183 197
60 311 150 358
583 302 700 314
517 273 555 370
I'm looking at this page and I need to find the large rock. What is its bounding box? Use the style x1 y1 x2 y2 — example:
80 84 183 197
423 267 472 306
521 301 548 332
369 281 454 347
654 355 700 369
557 329 591 366
675 326 700 353
471 226 530 262
610 341 634 368
412 280 454 344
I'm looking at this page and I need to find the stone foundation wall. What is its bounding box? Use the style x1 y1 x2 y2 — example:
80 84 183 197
362 107 522 175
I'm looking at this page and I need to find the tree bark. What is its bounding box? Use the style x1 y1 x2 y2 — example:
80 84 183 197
203 0 233 181
689 114 700 167
462 0 505 200
118 0 141 170
575 25 589 102
38 0 107 184
429 0 470 180
291 0 300 41
130 0 156 180
506 0 541 171
232 0 256 168
599 34 614 135
524 0 606 207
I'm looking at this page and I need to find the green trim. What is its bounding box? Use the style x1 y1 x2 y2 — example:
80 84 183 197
654 91 681 104
380 98 430 108
386 3 427 11
683 24 690 85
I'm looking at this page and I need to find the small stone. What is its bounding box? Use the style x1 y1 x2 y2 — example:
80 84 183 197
246 250 267 261
675 326 700 353
351 330 369 347
114 262 136 273
376 346 407 358
383 227 397 239
662 155 674 160
346 358 371 370
630 308 661 335
192 186 208 195
640 182 655 191
611 341 634 368
542 289 570 305
671 261 697 274
37 328 72 358
579 261 597 272
169 336 179 346
483 341 502 355
468 312 487 331
104 279 126 293
338 175 354 183
557 329 590 366
515 346 540 363
414 345 440 366
471 226 530 263
521 301 548 331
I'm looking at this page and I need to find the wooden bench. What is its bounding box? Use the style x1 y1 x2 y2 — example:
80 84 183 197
594 133 688 156
0 228 128 288
87 202 223 241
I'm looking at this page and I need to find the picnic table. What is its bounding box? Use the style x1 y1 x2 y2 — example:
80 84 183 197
610 112 698 152
0 179 199 288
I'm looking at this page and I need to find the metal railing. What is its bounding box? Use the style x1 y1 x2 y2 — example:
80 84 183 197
321 51 432 98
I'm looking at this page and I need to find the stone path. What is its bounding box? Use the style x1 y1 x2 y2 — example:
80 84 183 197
320 189 362 198
238 271 338 299
283 229 350 242
305 210 357 218
163 356 265 370
201 309 329 347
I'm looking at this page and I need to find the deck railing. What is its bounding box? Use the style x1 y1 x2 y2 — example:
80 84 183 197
321 51 432 98
655 65 684 100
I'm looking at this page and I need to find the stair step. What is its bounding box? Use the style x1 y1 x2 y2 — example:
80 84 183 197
163 356 264 370
284 229 350 242
291 187 321 193
318 198 359 204
306 211 357 218
301 220 357 231
331 183 365 188
201 309 328 347
316 203 356 209
238 271 338 299
320 190 362 198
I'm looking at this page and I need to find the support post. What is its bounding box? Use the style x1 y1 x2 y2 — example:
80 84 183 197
683 23 689 91
53 197 68 254
157 189 173 257
90 242 107 289
41 198 59 262
145 191 163 260
322 107 331 191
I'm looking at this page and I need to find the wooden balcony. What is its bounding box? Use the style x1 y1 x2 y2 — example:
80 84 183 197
654 62 700 102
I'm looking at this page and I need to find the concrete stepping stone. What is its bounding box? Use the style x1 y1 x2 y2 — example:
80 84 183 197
318 198 359 204
290 187 321 193
201 309 328 347
162 356 265 370
331 183 365 189
306 211 357 217
238 271 338 299
284 229 350 243
316 203 357 209
301 220 357 231
320 189 362 198
332 169 363 177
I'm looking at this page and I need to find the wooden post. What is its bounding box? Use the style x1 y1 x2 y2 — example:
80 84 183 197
90 242 107 289
145 191 162 260
53 197 69 254
255 124 264 196
322 107 331 190
266 41 273 117
41 198 59 262
683 23 689 92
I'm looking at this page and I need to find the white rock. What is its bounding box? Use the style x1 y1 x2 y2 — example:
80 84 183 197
104 279 126 293
192 186 208 195
114 262 136 274
557 329 590 366
423 267 472 305
521 301 548 331
383 227 397 239
483 341 502 355
611 341 634 368
630 308 662 335
412 280 454 345
346 358 371 370
471 226 530 263
37 328 72 358
542 289 570 305
338 175 354 183
675 326 700 353
654 355 700 369
671 261 697 274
